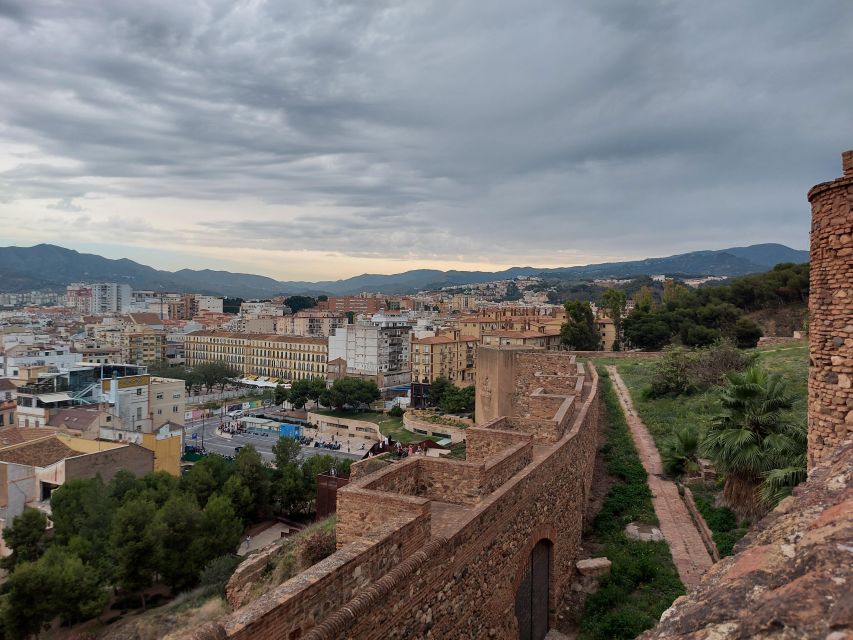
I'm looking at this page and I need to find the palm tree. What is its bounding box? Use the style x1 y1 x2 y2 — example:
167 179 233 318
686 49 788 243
701 367 805 519
662 426 701 478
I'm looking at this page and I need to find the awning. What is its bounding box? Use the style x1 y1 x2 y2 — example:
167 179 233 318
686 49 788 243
37 392 72 403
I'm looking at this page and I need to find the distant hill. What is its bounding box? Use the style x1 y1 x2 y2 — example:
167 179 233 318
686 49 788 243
0 243 808 297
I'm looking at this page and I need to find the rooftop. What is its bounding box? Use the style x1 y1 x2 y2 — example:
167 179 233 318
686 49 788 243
0 436 79 467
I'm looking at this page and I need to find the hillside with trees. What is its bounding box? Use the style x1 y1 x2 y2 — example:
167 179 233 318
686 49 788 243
623 263 808 350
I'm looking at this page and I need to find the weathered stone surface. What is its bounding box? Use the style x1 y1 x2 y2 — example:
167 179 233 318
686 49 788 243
625 522 665 542
808 152 853 468
576 557 611 577
640 439 853 640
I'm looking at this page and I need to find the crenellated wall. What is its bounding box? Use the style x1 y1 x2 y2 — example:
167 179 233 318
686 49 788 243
807 150 853 468
186 348 600 640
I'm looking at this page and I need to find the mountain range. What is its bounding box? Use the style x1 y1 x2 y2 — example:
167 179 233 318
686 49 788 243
0 243 808 298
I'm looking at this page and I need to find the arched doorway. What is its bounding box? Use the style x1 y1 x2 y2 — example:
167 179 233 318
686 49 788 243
515 539 552 640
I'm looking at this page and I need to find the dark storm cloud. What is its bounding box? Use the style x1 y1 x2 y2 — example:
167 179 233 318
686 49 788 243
1 0 852 261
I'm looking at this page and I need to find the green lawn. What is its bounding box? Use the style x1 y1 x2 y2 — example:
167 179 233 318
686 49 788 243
588 341 808 452
377 416 421 444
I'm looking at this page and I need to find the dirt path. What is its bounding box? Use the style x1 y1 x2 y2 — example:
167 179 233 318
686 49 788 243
606 366 713 589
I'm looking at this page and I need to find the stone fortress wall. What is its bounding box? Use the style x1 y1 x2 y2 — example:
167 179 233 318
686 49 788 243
186 345 601 640
807 150 853 468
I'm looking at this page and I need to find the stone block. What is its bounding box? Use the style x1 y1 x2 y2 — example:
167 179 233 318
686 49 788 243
576 557 612 577
625 522 665 542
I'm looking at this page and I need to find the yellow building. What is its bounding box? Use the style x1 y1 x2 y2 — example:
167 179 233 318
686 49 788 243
148 377 186 429
185 332 328 381
142 424 183 476
411 332 477 386
480 329 562 349
457 316 503 340
597 316 617 351
102 325 166 365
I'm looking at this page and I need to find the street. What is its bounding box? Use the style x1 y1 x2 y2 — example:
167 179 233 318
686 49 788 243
182 408 362 465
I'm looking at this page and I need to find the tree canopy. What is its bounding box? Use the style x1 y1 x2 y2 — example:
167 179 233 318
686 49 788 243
560 300 601 351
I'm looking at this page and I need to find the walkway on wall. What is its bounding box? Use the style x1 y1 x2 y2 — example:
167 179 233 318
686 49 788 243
606 366 713 589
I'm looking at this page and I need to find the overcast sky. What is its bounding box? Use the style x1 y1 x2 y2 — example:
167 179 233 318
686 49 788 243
0 1 851 281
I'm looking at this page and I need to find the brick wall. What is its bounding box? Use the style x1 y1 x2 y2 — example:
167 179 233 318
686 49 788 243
63 443 153 483
466 425 529 462
336 486 429 548
213 513 431 640
184 351 600 640
807 150 853 468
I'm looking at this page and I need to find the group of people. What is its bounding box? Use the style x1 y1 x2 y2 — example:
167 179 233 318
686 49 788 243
366 438 429 459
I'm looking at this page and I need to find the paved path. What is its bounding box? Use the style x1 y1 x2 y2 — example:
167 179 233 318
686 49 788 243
606 366 713 589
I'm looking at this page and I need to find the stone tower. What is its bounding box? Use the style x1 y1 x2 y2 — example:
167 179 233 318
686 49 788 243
806 150 853 468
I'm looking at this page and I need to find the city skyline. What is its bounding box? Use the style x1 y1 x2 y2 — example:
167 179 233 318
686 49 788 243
1 1 850 280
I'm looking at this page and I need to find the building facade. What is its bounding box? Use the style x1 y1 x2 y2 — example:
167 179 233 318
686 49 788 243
327 314 412 387
185 332 328 381
411 331 477 386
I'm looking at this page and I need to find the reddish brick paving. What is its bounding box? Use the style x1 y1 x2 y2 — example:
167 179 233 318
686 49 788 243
607 366 713 589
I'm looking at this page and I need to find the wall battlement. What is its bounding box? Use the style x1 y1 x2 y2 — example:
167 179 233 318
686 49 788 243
187 347 600 640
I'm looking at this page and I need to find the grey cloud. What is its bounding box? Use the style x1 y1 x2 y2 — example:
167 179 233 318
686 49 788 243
46 197 84 212
1 0 852 264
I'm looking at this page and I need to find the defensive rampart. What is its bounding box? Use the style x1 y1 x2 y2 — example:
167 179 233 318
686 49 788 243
186 346 600 640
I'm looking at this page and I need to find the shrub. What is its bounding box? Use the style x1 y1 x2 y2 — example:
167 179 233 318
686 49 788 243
388 405 404 418
300 529 336 566
645 340 756 398
661 426 701 478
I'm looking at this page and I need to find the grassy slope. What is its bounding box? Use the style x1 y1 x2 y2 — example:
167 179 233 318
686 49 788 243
592 342 807 452
590 341 807 557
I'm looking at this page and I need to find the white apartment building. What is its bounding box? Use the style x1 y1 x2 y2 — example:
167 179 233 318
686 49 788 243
0 344 83 378
195 296 224 314
90 283 133 314
328 312 412 387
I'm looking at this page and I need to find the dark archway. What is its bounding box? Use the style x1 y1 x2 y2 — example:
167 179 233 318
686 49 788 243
515 539 552 640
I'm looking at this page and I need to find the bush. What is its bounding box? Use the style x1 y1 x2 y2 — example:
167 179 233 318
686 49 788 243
388 405 404 418
300 529 336 566
645 340 756 398
661 426 701 478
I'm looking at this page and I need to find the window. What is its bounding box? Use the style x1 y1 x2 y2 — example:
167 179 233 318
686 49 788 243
136 388 142 396
156 392 164 400
173 393 181 399
136 407 142 420
173 405 179 413
157 409 162 415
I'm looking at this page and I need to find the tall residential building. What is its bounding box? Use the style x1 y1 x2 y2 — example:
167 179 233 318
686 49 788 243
90 283 133 314
119 328 167 365
327 313 411 387
411 331 477 386
185 332 327 381
66 284 93 314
